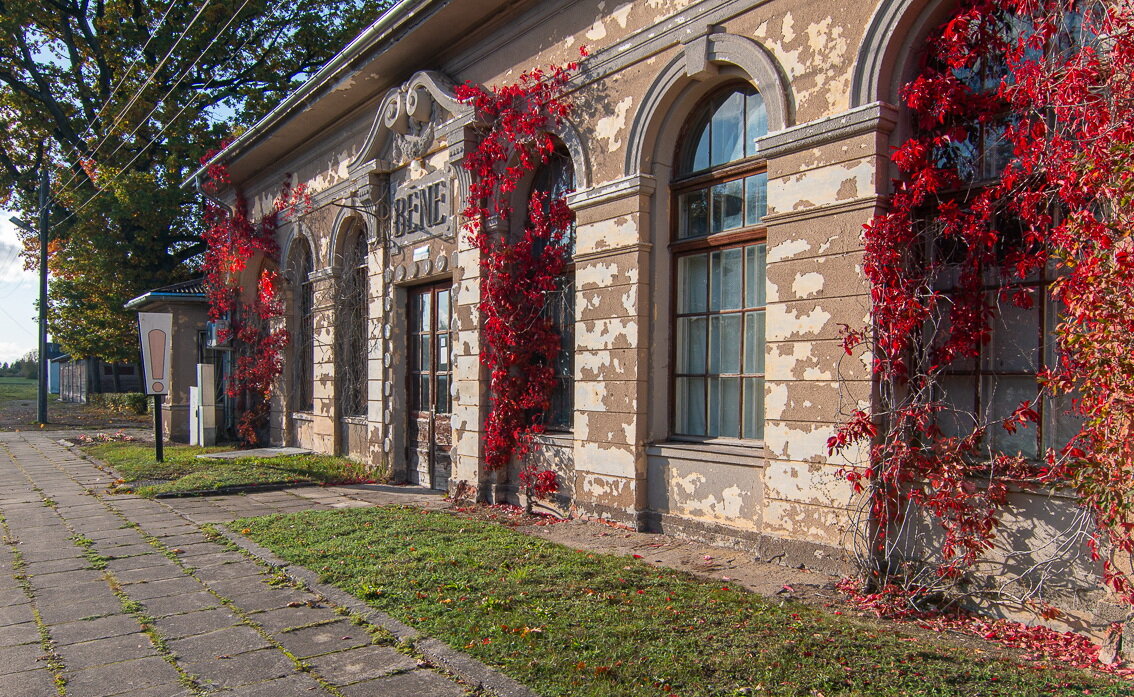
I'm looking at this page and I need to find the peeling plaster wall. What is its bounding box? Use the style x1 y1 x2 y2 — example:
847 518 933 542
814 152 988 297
224 0 891 558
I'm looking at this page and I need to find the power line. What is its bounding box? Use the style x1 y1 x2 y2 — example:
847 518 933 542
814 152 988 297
40 0 218 215
48 0 287 234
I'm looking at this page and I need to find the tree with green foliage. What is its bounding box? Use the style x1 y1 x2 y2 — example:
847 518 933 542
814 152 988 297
0 0 392 361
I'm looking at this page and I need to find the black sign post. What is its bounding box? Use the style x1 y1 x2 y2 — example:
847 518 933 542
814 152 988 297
154 394 164 462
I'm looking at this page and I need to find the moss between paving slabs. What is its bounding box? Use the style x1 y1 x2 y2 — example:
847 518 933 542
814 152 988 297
85 442 374 496
232 507 1128 697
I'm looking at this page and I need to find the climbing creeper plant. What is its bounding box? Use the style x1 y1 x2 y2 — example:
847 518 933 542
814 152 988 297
200 153 309 446
831 0 1134 610
456 49 586 482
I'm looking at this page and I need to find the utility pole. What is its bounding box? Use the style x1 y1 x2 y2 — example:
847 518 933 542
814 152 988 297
37 167 49 425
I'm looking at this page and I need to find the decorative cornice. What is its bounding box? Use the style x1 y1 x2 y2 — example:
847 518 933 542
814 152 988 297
756 102 898 160
573 242 653 264
762 195 886 227
567 174 657 211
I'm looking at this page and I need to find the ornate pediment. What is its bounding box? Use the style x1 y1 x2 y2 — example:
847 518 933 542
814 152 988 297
349 71 471 174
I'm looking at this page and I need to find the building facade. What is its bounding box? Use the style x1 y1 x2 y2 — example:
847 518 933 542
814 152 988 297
195 0 1111 635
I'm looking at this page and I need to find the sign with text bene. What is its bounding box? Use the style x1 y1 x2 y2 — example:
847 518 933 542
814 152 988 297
138 312 173 396
390 170 450 241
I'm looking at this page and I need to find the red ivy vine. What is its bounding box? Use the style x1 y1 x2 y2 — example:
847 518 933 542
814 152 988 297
455 49 586 494
831 0 1134 610
200 153 308 446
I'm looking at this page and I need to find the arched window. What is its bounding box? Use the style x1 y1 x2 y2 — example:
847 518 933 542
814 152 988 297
337 230 369 418
289 239 315 412
529 147 575 431
672 84 767 441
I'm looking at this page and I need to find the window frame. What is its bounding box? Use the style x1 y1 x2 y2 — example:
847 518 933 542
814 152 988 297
290 240 315 414
668 83 768 444
337 229 370 418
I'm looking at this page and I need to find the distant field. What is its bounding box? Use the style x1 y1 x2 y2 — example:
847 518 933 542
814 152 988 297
0 377 38 403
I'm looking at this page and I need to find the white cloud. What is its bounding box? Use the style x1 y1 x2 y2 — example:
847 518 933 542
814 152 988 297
0 214 40 362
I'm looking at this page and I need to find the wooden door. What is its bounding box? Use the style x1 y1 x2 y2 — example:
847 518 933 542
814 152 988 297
407 283 453 489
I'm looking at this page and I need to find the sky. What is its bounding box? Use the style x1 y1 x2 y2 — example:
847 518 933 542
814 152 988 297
0 214 42 365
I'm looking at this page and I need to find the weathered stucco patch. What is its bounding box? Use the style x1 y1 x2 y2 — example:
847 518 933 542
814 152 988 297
764 461 853 507
767 238 811 264
768 160 874 216
578 317 638 350
595 96 634 153
576 216 637 255
765 302 832 341
611 2 633 28
791 271 824 299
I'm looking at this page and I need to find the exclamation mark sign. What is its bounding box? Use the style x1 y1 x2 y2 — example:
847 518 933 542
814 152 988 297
148 329 167 393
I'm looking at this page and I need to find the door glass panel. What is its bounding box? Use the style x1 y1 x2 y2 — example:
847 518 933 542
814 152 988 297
437 289 450 331
416 294 431 333
418 374 430 410
437 334 449 371
435 374 450 414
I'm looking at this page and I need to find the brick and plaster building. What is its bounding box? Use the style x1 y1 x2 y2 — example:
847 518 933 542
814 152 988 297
192 0 1112 636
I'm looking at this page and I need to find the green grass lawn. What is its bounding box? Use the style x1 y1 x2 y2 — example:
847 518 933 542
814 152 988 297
0 377 39 403
234 507 1126 697
85 442 377 496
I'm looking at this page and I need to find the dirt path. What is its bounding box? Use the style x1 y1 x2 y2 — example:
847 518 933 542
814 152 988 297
0 395 150 432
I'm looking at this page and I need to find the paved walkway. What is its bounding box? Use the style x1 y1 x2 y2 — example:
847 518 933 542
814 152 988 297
0 431 474 697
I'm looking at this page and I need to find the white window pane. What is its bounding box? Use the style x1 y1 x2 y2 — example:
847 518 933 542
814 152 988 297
745 244 766 308
437 290 450 331
710 315 741 374
745 173 768 227
707 377 721 437
711 180 744 232
745 91 768 156
676 377 706 436
1043 389 1082 453
679 190 708 239
937 375 978 441
744 311 765 374
719 377 741 438
710 91 745 166
689 122 710 172
983 293 1039 372
719 248 743 310
983 376 1039 459
678 317 707 374
743 377 764 440
678 254 709 313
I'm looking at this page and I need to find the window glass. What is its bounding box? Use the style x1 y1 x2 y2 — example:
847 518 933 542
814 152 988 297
674 244 766 439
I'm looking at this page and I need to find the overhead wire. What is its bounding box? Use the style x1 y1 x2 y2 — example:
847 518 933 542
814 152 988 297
47 0 284 234
40 0 218 214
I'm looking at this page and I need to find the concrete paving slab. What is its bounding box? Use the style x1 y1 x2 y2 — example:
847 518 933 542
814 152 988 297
0 621 40 648
50 615 140 645
123 576 203 600
59 632 158 670
251 605 340 634
151 607 242 641
168 625 271 659
340 668 469 697
215 672 331 696
305 645 419 685
184 646 295 689
275 620 371 658
63 655 177 697
144 591 221 617
0 642 50 675
0 667 57 697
